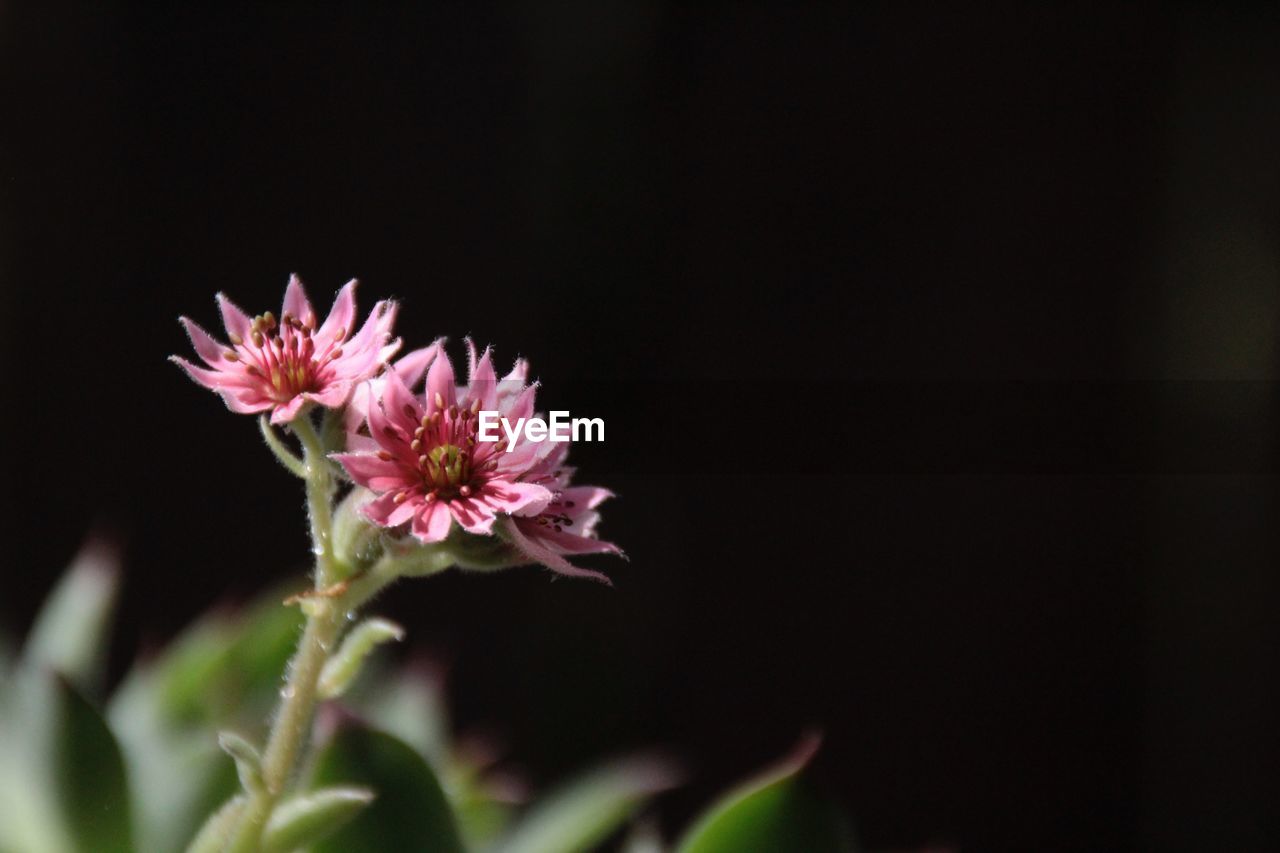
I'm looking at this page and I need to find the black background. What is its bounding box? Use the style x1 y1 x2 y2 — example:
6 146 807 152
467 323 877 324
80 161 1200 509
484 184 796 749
3 2 1279 850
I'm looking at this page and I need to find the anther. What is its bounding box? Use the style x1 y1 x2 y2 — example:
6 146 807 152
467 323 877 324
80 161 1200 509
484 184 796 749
376 450 393 461
410 439 422 452
434 392 445 409
223 351 240 362
228 333 243 346
459 485 472 497
330 348 342 359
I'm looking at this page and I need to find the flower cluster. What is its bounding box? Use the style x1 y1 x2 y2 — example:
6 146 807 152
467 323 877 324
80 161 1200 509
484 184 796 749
175 275 619 581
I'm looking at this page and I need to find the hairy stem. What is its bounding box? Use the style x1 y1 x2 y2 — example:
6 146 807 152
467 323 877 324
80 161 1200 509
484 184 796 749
216 414 451 852
222 601 340 850
222 414 345 853
292 415 337 586
257 416 307 479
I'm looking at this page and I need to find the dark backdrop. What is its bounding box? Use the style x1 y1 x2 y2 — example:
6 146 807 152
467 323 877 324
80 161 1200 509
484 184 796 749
3 2 1279 850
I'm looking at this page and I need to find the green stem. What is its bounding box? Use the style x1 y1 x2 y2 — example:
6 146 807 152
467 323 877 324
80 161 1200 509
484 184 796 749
223 556 424 853
216 414 453 852
257 417 307 479
223 601 341 852
222 414 342 853
292 415 337 587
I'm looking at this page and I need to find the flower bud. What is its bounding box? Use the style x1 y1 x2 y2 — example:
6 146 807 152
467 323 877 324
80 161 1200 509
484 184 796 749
441 527 524 572
330 488 387 577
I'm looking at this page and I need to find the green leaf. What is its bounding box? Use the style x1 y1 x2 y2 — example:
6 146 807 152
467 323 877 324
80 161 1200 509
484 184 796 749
221 594 306 718
143 616 239 724
262 786 375 852
452 792 515 851
107 590 300 852
675 735 856 853
184 794 245 853
497 756 677 853
317 617 404 700
348 669 450 769
109 673 237 853
114 585 303 729
50 676 135 853
309 724 464 853
23 540 120 693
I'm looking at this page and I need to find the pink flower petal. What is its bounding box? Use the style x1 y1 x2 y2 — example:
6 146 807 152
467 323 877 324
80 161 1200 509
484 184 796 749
502 517 611 584
503 358 529 384
466 340 498 411
379 368 423 434
215 292 252 341
465 338 480 380
170 356 236 392
484 480 553 516
505 383 537 425
412 501 453 542
282 274 313 325
179 317 229 367
538 526 623 556
331 452 411 492
367 389 412 453
270 395 308 424
393 340 444 386
220 390 274 415
362 490 418 527
561 485 615 513
424 349 457 413
344 297 394 354
345 432 379 453
303 379 353 409
449 498 496 535
317 279 358 345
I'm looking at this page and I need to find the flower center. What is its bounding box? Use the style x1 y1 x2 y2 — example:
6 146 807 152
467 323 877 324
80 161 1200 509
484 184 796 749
408 400 497 500
225 310 344 402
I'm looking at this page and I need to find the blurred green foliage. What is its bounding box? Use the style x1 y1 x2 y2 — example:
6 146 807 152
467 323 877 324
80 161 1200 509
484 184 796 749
0 545 856 852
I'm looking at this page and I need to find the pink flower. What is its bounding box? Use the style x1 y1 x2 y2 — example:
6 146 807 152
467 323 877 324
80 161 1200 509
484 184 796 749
500 440 622 584
172 275 399 424
333 342 553 543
